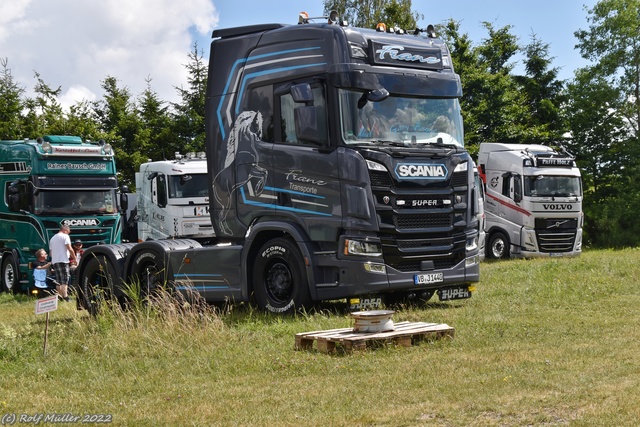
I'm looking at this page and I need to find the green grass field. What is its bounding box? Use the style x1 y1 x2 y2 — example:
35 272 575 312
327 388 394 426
1 248 639 426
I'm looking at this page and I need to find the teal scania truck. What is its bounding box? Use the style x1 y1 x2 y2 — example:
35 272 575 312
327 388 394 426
0 135 124 294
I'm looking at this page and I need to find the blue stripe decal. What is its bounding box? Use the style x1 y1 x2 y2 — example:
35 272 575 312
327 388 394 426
262 185 325 199
174 273 223 278
216 47 322 140
240 187 332 217
175 285 230 291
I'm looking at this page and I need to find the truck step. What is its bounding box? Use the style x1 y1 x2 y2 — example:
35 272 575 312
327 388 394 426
294 321 454 354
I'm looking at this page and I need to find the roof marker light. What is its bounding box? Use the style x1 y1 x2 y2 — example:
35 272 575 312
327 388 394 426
328 10 339 24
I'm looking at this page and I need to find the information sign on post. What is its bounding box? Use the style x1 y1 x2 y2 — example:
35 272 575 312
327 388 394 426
35 294 58 355
35 295 58 314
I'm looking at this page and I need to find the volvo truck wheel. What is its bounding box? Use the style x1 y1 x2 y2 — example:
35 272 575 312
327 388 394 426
253 238 311 314
81 256 119 316
488 231 510 259
1 254 19 293
131 250 166 303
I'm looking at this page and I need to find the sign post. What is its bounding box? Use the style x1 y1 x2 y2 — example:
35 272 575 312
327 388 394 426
35 295 58 355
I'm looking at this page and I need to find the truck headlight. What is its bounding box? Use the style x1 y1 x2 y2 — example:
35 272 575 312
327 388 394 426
344 239 382 256
454 162 468 172
466 235 478 251
366 160 387 172
523 229 536 249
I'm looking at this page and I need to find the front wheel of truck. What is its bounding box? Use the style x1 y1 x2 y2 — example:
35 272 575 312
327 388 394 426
253 238 311 315
488 231 510 259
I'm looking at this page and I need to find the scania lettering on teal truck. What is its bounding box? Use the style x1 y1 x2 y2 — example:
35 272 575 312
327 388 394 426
0 135 124 294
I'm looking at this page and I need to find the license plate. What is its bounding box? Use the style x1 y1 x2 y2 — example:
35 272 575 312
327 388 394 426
414 273 443 285
438 286 472 301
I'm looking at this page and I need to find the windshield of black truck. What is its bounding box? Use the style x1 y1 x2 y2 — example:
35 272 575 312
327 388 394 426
167 174 209 199
524 175 582 197
34 189 117 214
339 90 464 147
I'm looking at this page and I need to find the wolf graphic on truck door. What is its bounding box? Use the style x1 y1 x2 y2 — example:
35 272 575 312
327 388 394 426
212 110 268 236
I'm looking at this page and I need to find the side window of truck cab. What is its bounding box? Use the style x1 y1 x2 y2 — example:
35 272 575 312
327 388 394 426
150 173 167 208
277 83 327 146
247 85 274 143
501 172 522 202
6 181 30 212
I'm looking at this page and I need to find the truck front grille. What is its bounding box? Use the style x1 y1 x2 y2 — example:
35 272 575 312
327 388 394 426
370 167 469 273
534 218 578 253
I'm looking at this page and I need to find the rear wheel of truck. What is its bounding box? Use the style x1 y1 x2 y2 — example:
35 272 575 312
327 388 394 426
1 254 19 294
81 256 119 316
488 231 510 259
253 238 311 315
130 250 167 304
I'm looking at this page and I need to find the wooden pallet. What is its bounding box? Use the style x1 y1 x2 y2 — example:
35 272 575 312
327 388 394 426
294 321 455 354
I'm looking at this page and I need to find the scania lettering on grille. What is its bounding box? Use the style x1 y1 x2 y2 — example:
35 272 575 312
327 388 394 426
395 163 448 180
62 219 99 227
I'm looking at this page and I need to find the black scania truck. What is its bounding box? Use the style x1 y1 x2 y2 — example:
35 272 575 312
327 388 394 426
77 12 480 314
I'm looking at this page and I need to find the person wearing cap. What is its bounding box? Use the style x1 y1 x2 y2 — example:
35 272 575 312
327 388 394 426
71 239 84 265
49 224 76 302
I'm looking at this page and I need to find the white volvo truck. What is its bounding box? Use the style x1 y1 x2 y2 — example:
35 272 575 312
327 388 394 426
478 143 583 259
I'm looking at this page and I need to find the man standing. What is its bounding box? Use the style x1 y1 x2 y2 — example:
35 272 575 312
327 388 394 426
49 224 77 301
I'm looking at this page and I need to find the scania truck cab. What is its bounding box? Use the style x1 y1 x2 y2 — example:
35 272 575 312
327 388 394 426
0 135 123 294
77 13 480 314
478 142 583 259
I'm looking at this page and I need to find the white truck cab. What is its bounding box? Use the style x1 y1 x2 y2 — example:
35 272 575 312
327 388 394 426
134 152 214 242
478 143 583 259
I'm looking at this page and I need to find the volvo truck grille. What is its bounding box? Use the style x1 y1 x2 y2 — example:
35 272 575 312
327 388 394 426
534 218 578 253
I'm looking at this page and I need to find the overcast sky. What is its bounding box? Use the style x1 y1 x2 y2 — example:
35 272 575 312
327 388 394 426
1 1 598 110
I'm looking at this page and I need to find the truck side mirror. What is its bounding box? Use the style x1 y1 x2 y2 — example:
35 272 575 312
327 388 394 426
513 175 523 203
7 181 30 212
120 192 129 212
156 175 168 208
290 83 314 104
294 105 326 145
357 88 390 109
7 184 20 212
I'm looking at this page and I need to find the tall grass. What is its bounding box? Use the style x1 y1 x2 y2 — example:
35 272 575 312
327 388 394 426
1 248 640 426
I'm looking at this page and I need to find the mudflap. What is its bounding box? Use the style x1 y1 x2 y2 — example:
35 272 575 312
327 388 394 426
348 296 383 311
437 285 475 301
